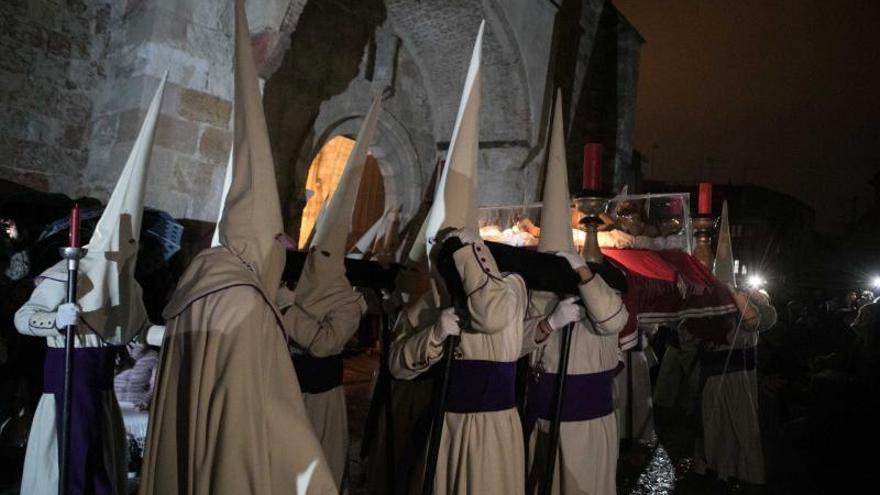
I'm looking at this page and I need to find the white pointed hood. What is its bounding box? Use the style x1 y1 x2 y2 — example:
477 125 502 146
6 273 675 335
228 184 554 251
396 159 443 266
210 146 234 247
294 96 382 312
349 213 386 258
47 73 166 344
217 0 286 300
424 20 484 246
310 95 382 250
538 89 577 255
714 200 736 287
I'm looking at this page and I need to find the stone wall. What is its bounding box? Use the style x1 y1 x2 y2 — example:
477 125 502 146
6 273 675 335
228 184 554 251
613 17 643 192
0 0 111 193
0 0 643 233
84 0 237 222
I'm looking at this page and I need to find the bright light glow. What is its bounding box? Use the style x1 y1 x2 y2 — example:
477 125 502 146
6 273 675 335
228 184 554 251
747 275 766 288
871 276 880 289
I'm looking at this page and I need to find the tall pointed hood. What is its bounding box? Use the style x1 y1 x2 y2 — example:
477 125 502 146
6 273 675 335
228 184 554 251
538 89 577 255
424 20 484 245
70 73 166 343
294 95 382 311
396 158 443 266
218 0 285 298
210 147 234 247
349 213 386 259
713 200 736 287
310 95 382 249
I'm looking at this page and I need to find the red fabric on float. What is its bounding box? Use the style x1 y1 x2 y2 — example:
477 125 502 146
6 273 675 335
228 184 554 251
602 248 737 350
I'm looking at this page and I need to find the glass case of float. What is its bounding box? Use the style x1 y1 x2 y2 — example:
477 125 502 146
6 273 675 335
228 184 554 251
478 192 694 253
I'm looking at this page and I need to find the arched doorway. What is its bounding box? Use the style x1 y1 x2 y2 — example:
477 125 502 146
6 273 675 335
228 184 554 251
298 135 385 249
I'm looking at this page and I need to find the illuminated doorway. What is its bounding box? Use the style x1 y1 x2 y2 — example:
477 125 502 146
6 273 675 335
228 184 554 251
298 135 385 249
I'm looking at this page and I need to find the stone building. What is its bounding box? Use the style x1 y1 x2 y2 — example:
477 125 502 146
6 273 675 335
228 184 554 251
0 0 642 242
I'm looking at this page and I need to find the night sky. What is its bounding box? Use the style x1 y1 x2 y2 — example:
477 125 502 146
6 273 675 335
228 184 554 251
614 0 880 236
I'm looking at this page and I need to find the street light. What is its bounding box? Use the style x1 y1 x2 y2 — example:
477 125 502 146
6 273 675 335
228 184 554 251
747 275 766 289
871 276 880 289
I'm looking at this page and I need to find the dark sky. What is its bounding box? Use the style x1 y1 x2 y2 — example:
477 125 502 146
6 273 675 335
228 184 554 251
614 0 880 235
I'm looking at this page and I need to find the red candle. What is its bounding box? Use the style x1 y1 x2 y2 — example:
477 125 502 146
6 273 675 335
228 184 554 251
68 204 80 248
698 182 712 215
582 143 602 191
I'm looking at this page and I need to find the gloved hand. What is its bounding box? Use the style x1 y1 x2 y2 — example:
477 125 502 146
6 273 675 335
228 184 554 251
431 307 461 344
146 325 166 346
555 251 586 271
445 228 478 245
56 303 80 329
546 296 586 330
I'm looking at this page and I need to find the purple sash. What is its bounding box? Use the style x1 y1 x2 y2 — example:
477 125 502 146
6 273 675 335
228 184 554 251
43 346 119 495
523 368 615 438
444 360 517 413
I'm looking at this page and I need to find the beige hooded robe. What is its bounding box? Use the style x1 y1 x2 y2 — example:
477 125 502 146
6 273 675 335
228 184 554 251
137 2 336 493
388 20 531 494
278 96 381 490
389 245 529 495
523 91 629 495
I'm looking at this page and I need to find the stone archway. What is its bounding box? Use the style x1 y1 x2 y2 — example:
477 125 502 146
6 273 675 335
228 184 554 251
289 99 426 245
262 0 546 238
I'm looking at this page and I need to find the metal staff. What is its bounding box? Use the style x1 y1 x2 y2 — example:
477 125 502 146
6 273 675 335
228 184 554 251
58 205 86 495
626 346 634 443
358 295 395 477
381 307 396 490
540 320 575 495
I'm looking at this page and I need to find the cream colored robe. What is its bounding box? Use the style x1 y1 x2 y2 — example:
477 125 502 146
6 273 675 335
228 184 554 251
696 300 777 484
14 275 128 495
280 286 366 491
390 243 528 495
525 275 628 495
614 332 655 443
137 248 337 494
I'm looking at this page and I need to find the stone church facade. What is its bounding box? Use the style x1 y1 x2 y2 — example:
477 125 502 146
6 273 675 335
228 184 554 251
0 0 642 237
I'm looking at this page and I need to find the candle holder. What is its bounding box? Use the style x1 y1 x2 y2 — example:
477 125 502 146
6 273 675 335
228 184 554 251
691 215 717 269
574 196 608 264
59 246 88 275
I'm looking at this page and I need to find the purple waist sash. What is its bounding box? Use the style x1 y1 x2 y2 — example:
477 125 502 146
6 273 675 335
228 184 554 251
524 368 615 438
44 346 119 495
444 359 517 413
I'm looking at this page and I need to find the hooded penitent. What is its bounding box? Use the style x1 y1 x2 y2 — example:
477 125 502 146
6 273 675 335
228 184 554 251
294 95 382 313
138 2 337 493
522 90 630 495
387 22 534 494
537 89 577 256
424 21 483 245
713 201 735 287
43 73 167 344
